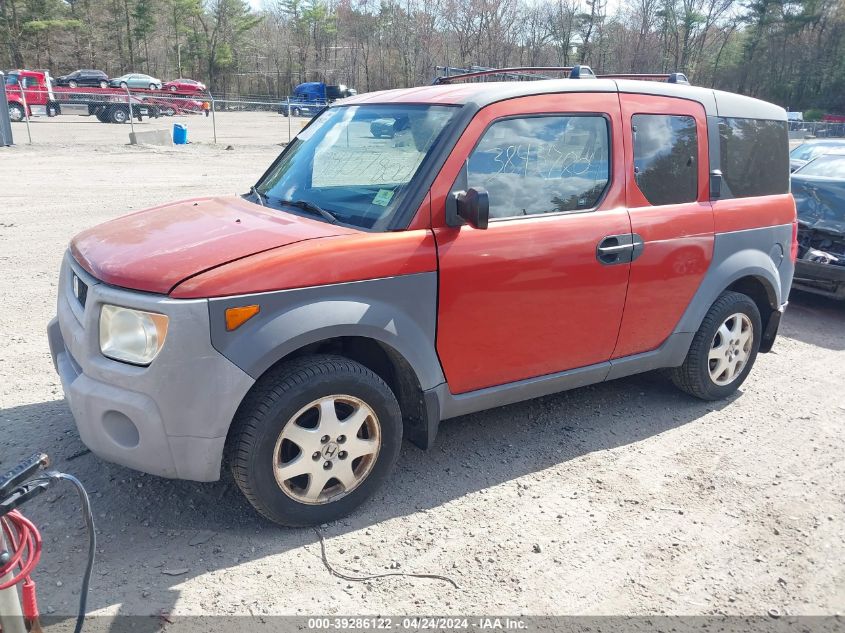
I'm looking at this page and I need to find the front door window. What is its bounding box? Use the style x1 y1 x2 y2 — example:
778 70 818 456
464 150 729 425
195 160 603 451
466 115 610 219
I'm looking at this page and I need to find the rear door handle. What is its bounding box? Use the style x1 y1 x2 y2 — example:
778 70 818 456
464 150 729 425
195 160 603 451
597 234 644 265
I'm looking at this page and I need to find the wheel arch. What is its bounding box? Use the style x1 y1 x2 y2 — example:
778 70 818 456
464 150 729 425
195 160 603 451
674 233 785 339
210 274 445 455
224 335 439 460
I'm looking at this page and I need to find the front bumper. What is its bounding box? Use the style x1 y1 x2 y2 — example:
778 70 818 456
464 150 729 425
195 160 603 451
48 252 254 481
794 259 845 299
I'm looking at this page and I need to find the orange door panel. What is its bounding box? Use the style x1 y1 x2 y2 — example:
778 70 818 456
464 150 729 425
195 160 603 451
432 93 631 394
612 94 715 359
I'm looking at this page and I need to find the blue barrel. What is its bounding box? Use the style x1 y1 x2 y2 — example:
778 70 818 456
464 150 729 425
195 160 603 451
173 123 188 145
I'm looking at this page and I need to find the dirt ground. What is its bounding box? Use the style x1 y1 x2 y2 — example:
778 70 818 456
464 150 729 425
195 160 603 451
0 117 843 624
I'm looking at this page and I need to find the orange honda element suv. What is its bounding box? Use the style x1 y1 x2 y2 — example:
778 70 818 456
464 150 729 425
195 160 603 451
49 67 796 526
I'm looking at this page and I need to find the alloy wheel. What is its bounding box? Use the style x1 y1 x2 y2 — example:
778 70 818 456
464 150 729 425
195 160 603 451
273 395 381 505
708 313 753 386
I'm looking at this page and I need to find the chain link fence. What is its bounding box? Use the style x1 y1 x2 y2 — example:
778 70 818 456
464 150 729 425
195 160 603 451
3 87 322 147
788 121 845 139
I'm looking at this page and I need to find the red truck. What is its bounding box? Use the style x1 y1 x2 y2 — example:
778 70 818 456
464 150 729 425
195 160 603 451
49 66 796 526
4 69 60 120
4 69 198 123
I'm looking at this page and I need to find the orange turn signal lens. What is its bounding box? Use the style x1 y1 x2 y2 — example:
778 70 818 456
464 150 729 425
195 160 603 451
225 305 260 331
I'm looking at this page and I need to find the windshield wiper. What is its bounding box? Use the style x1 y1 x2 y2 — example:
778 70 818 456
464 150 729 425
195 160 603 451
249 185 265 207
277 198 339 224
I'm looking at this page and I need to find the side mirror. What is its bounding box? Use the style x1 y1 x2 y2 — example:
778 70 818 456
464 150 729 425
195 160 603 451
454 187 489 229
709 169 723 200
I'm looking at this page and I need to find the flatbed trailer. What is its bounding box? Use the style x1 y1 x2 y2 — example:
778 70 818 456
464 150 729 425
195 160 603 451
4 70 206 124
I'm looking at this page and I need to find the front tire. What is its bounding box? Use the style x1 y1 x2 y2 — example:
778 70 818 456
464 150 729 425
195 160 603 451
228 355 402 527
8 103 25 122
671 291 762 400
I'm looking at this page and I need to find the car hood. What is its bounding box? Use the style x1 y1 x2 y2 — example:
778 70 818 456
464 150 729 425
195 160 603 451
71 196 356 294
792 175 845 236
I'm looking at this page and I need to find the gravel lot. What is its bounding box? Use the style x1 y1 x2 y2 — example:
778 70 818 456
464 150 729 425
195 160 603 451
0 117 843 624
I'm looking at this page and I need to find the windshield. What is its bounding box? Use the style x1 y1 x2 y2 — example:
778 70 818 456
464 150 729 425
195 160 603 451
256 104 457 230
790 143 842 162
796 154 845 178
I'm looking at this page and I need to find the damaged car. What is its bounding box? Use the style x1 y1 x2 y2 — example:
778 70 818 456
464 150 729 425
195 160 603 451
791 150 845 299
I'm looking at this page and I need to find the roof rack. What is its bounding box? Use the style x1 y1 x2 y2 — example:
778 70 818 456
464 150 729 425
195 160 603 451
432 65 596 85
432 66 689 86
595 72 690 85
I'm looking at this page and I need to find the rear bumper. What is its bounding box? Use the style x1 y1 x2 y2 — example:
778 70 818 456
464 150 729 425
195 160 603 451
48 252 255 481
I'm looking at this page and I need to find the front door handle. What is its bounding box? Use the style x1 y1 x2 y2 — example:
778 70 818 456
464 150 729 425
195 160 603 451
597 234 644 265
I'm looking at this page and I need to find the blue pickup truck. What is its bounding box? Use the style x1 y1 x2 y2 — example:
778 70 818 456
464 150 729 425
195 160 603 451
278 82 356 117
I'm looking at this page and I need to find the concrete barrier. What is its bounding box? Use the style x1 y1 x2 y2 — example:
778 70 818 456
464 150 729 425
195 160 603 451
129 128 173 146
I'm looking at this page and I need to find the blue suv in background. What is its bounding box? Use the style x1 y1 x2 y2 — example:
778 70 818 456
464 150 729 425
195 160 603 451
278 82 356 117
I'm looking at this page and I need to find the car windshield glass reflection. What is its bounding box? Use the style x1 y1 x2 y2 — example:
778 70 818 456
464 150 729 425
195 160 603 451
257 104 457 230
797 155 845 178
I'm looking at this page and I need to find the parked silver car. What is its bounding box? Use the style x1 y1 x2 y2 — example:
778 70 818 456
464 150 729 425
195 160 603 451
109 73 163 90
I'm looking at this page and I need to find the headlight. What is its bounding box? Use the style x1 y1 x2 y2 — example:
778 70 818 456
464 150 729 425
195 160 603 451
99 304 169 365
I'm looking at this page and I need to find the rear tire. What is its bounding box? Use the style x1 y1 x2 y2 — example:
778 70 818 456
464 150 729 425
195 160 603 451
671 291 762 400
228 355 402 527
109 106 129 124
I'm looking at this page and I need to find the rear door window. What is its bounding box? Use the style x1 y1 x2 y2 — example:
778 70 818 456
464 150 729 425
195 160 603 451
632 114 698 206
466 115 611 219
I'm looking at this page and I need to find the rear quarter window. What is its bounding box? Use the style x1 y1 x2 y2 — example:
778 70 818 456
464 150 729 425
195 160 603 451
719 118 789 198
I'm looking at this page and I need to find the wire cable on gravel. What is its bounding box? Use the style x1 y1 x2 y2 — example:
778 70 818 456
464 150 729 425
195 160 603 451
312 528 459 589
